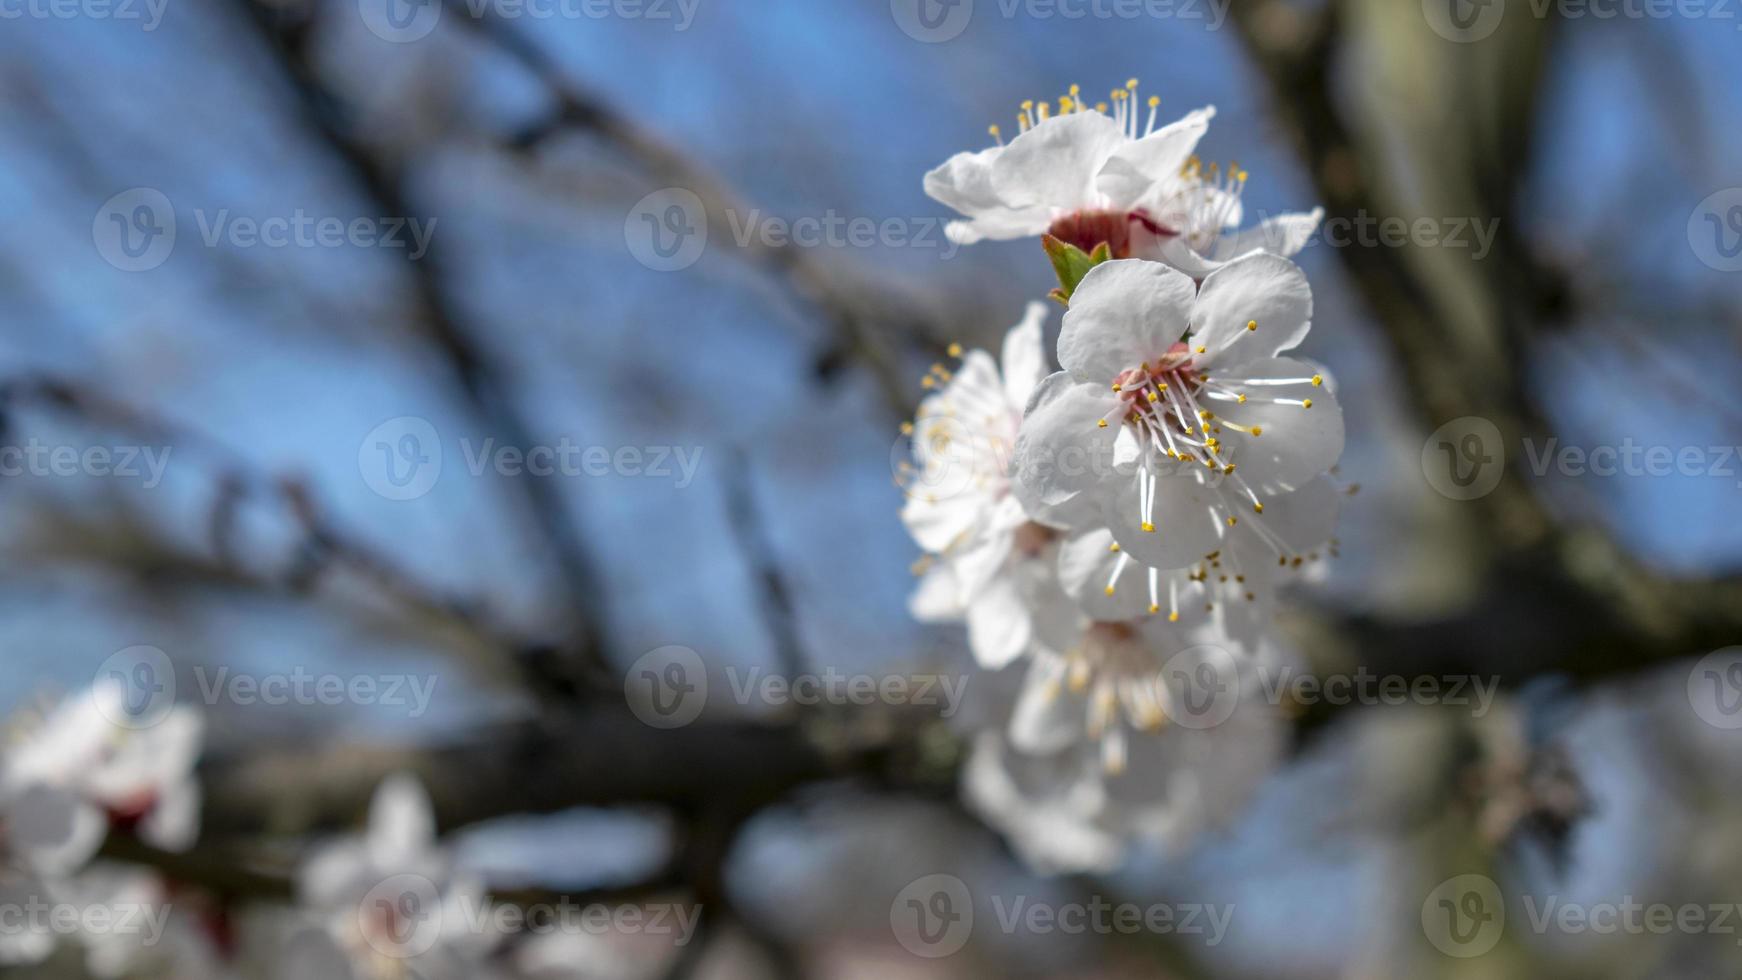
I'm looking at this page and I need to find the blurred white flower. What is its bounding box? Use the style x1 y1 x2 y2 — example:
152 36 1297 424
299 773 497 980
964 654 1284 873
901 302 1086 669
1 685 204 875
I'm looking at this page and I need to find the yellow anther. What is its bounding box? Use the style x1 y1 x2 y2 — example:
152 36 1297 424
1126 77 1139 89
1195 345 1207 354
1021 99 1034 110
1168 611 1180 623
1147 391 1159 402
921 376 935 389
947 342 963 357
1069 83 1082 96
1302 399 1313 409
1097 419 1108 428
1148 602 1160 614
1253 502 1264 514
1095 102 1108 113
1111 383 1122 392
1108 542 1120 553
1104 585 1116 596
1237 394 1247 403
1246 320 1257 332
986 125 999 139
1311 374 1324 386
1060 97 1073 112
1250 426 1263 436
1140 521 1156 533
899 421 914 435
1226 516 1238 527
1148 95 1160 107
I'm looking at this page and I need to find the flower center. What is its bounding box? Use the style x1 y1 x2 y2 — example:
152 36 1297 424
1046 209 1173 259
1098 344 1323 542
1013 521 1056 556
1170 156 1250 254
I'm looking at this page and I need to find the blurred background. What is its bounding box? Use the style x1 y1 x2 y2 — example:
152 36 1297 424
2 0 1741 975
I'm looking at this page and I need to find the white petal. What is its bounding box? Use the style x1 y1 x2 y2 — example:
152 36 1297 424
1192 253 1314 365
924 146 1002 213
989 111 1128 212
1057 528 1153 620
1010 373 1119 510
961 734 1123 874
1207 356 1344 488
368 772 435 871
926 145 1057 243
141 778 202 853
1009 656 1081 754
1000 302 1052 410
1102 471 1224 570
908 564 965 623
950 523 1016 601
900 493 981 554
966 575 1034 670
1096 106 1215 214
1149 235 1220 279
1059 259 1196 382
1211 208 1324 262
1231 476 1341 568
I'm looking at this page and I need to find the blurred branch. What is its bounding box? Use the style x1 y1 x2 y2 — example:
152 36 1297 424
441 3 957 418
231 0 613 697
0 374 575 701
721 446 809 682
1230 1 1742 690
195 705 948 838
